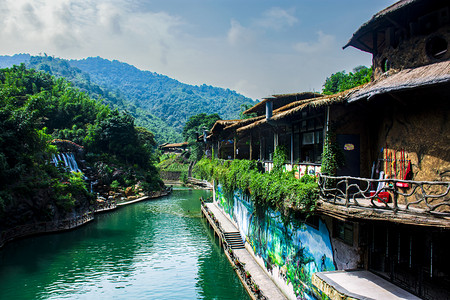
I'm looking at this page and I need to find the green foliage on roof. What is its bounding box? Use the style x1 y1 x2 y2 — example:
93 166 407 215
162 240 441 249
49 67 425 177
322 65 372 95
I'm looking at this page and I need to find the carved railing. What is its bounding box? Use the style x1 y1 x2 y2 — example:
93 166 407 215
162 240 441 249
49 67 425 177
318 174 450 216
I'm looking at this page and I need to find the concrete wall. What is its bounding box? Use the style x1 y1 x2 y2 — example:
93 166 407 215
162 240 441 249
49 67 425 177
214 185 348 300
373 25 450 79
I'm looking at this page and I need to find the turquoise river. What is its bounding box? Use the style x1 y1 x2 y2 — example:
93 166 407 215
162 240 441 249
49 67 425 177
0 188 250 299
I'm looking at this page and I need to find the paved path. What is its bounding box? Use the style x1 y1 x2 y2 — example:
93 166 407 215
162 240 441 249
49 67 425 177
313 270 420 300
205 203 288 300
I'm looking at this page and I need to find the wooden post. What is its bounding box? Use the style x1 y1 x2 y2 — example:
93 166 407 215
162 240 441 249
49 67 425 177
234 136 237 160
260 132 263 160
345 178 349 206
249 134 253 160
393 183 398 212
290 127 294 165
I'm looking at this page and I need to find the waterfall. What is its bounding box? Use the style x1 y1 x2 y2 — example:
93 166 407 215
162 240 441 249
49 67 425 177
52 152 81 173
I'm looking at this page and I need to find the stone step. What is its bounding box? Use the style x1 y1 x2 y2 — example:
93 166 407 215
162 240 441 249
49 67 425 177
224 232 245 249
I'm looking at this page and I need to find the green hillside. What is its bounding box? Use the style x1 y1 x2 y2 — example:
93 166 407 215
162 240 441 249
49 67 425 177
25 55 181 143
0 54 255 143
69 57 255 130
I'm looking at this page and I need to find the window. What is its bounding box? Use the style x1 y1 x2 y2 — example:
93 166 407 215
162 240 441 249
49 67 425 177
293 109 325 164
302 132 314 145
426 36 448 60
334 220 354 246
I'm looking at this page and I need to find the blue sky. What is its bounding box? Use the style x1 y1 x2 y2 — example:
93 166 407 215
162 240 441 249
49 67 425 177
0 0 396 100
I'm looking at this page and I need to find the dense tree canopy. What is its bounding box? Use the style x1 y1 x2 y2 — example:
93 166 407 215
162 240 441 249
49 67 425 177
182 113 221 142
0 65 161 228
322 66 372 95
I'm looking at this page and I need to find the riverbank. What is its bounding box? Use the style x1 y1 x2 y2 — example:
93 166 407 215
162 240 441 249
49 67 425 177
0 212 94 249
0 188 172 249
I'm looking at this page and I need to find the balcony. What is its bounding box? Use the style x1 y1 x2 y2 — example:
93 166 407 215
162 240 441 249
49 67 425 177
317 174 450 228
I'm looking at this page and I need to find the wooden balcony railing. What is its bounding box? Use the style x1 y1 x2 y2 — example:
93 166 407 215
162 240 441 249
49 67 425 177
318 174 450 216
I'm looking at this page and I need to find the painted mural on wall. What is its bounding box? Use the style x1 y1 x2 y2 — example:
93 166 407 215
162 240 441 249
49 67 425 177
216 185 335 299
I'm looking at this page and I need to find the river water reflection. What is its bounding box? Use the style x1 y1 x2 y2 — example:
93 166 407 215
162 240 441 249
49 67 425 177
0 188 249 299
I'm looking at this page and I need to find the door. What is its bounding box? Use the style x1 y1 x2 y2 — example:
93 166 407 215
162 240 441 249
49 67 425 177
336 134 360 177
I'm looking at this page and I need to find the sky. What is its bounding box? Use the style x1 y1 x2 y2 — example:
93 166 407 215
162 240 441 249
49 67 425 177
0 0 397 100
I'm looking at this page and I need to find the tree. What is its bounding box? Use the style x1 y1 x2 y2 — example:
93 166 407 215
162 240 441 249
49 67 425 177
322 66 372 95
182 113 221 161
182 113 221 142
239 103 257 119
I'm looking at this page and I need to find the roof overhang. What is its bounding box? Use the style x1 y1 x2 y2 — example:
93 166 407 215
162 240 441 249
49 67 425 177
348 60 450 103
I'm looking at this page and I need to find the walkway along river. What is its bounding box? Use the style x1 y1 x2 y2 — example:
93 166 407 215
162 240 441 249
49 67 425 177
0 188 250 299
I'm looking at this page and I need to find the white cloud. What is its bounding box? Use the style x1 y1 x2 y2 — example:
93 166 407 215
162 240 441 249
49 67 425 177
255 7 298 30
294 31 336 54
97 3 124 35
0 0 373 101
227 19 256 46
0 0 184 64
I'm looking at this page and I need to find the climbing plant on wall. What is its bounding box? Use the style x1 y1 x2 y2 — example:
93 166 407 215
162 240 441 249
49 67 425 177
194 157 318 215
272 145 287 173
321 129 345 176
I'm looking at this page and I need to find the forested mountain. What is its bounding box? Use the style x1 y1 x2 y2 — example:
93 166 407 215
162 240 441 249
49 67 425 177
0 54 181 143
70 57 255 131
0 53 31 68
0 54 255 143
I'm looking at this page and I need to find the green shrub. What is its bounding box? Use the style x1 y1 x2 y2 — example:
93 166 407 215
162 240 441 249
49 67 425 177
194 157 318 215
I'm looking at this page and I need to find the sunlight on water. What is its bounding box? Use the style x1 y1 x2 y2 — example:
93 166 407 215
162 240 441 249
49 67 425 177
0 189 249 300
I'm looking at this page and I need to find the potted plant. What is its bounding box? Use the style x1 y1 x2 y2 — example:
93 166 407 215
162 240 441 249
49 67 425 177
252 283 260 293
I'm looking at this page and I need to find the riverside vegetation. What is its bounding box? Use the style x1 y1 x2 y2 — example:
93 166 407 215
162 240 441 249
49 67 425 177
194 147 318 216
0 65 162 232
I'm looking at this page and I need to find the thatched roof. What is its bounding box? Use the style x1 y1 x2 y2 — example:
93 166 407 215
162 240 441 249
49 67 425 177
160 142 188 149
223 115 265 130
243 92 321 115
271 86 362 121
236 87 363 133
236 118 269 133
348 60 450 103
209 120 240 133
344 0 447 53
242 97 272 115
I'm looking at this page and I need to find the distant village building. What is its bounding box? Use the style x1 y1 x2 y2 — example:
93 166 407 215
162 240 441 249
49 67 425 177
158 142 188 154
202 0 450 299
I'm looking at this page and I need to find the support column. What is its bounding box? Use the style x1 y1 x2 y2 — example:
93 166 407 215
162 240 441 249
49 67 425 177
249 134 253 160
233 136 237 160
274 130 278 150
290 127 294 165
260 132 263 160
216 141 220 159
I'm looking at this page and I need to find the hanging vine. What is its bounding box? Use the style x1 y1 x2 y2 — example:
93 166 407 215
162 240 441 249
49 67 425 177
193 157 318 215
321 128 345 176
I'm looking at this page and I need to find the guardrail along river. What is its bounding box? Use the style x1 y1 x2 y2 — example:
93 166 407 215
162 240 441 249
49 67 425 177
0 188 249 299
